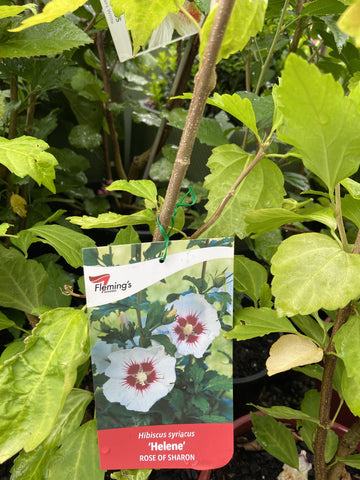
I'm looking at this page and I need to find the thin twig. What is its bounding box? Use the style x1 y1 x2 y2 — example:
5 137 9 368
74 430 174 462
254 0 291 95
190 144 268 239
96 31 127 180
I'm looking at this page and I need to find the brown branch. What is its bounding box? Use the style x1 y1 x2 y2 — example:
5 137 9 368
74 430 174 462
152 0 236 241
314 303 354 480
289 0 306 53
326 229 360 478
96 31 127 180
190 144 268 239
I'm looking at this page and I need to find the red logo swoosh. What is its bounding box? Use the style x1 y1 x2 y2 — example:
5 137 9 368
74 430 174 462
89 274 110 286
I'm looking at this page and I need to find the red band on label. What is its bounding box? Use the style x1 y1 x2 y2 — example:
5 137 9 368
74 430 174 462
97 423 233 470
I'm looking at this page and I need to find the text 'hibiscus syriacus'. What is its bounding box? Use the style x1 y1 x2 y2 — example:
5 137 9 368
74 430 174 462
103 346 176 412
167 293 220 358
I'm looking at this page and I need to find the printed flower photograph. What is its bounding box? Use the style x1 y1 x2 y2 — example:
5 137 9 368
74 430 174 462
103 346 176 412
88 238 234 429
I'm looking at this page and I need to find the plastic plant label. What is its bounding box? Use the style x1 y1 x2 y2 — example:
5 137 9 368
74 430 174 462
82 238 234 471
99 0 204 62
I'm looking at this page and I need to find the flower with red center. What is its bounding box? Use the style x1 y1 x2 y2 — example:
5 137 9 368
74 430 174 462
103 346 176 412
167 293 220 358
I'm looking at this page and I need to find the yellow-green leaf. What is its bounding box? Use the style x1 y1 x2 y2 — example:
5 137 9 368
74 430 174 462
271 233 360 316
0 136 57 193
0 4 36 20
0 308 89 462
200 0 267 63
207 93 259 140
338 0 360 47
107 179 158 208
0 245 48 313
9 0 88 32
277 54 360 192
266 334 323 376
67 210 156 230
46 420 102 480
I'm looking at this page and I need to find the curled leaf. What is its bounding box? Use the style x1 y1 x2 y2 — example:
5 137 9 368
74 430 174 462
266 334 323 376
10 193 27 218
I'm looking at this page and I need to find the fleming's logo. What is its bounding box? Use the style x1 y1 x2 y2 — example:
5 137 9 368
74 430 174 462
89 274 132 293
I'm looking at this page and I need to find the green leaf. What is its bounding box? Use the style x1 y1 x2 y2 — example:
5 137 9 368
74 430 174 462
36 256 72 308
68 124 102 149
0 245 48 313
67 210 156 230
0 339 27 365
339 454 360 468
46 420 102 480
342 195 360 228
251 413 299 469
0 223 12 236
28 224 96 268
166 108 229 147
205 374 232 392
291 314 330 345
234 255 267 303
252 405 319 424
0 4 36 20
110 0 178 55
207 93 259 140
203 144 285 238
341 178 360 199
334 314 360 381
110 470 152 480
200 0 267 63
271 233 360 316
191 395 210 413
341 372 360 417
10 0 88 31
10 389 93 480
0 308 89 462
246 204 337 237
301 0 346 16
112 226 140 245
0 18 92 58
70 68 108 102
225 307 297 340
0 136 57 193
277 54 360 191
0 311 16 331
107 180 158 208
254 229 282 263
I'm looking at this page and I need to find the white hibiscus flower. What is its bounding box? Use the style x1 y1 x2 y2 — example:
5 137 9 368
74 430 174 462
166 293 221 358
103 345 176 413
91 339 120 373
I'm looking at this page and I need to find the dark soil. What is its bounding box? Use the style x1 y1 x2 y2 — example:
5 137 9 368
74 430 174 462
233 335 278 378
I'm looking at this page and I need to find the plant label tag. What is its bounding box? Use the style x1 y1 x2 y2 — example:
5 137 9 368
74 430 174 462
99 0 204 62
83 238 234 471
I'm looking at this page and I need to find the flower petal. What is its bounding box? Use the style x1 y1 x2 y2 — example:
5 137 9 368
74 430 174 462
166 293 220 358
103 345 176 412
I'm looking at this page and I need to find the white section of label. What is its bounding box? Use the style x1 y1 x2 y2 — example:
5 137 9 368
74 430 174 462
99 0 133 61
84 246 233 307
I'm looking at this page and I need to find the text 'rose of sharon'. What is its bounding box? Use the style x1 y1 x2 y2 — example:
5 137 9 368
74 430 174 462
167 293 221 358
103 345 176 412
